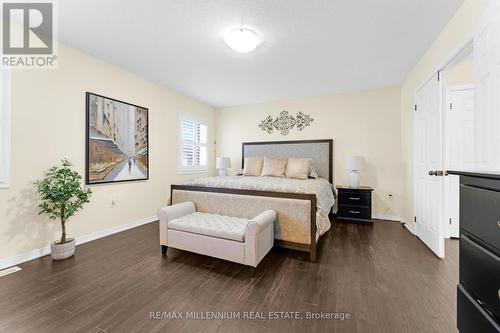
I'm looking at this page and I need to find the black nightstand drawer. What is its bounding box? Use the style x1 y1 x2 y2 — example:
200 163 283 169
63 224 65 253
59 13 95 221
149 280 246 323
336 186 373 223
338 191 371 206
461 184 500 252
458 284 500 333
338 205 371 220
460 235 500 321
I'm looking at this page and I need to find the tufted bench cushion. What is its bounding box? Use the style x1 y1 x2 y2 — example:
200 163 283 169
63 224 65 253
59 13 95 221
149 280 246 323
158 201 276 268
168 212 249 242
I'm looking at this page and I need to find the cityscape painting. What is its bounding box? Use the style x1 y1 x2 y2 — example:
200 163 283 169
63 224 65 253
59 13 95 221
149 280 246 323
86 93 149 184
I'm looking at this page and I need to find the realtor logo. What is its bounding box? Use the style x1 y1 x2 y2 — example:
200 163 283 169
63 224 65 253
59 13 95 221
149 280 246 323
1 1 57 68
3 2 52 54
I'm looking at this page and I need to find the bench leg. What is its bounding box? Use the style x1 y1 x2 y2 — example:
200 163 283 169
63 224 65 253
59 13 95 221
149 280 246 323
161 245 168 255
310 247 317 262
248 266 256 276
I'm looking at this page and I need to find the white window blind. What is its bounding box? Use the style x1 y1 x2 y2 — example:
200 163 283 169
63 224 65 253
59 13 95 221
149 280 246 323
179 113 208 172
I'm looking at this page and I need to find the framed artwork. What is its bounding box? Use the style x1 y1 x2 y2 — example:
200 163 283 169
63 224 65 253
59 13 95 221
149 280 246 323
85 92 149 184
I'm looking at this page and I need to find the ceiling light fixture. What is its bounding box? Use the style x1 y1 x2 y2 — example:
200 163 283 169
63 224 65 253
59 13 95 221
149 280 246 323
224 28 260 53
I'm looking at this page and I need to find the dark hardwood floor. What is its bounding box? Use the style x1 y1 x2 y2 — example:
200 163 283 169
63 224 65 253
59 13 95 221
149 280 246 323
0 220 458 333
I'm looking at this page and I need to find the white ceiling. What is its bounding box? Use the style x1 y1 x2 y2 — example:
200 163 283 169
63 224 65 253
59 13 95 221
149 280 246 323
58 0 464 107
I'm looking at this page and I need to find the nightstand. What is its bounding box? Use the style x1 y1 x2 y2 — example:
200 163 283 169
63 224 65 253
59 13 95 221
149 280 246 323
336 186 374 224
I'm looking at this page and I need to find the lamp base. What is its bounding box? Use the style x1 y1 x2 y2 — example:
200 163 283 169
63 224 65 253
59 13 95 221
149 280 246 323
217 169 228 176
348 171 361 188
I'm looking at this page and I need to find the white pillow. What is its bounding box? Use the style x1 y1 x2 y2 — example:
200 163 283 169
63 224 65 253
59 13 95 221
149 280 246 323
308 165 319 179
243 157 263 176
261 157 288 178
286 158 311 180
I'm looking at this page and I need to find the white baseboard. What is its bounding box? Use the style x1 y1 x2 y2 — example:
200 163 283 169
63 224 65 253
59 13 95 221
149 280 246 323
404 222 416 235
332 208 402 223
0 246 51 272
0 215 157 271
75 215 157 245
372 214 402 222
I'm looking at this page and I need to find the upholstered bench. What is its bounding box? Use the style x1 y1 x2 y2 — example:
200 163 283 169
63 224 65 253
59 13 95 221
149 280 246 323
158 201 276 268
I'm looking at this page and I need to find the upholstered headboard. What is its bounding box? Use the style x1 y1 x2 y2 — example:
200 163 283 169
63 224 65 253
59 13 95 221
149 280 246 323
242 139 334 183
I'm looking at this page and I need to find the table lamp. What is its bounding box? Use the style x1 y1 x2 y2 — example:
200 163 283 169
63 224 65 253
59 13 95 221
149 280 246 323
216 157 231 176
346 155 365 188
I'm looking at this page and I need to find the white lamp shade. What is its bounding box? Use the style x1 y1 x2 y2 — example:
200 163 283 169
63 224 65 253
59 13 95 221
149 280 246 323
346 155 365 171
216 157 231 169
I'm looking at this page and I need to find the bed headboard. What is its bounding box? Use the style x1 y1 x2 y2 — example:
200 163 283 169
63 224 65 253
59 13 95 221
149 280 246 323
242 139 334 183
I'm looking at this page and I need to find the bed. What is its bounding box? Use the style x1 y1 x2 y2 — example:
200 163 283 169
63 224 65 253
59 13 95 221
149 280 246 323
170 139 335 261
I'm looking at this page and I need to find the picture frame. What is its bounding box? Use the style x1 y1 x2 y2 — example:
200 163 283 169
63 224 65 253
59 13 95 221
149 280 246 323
85 92 149 185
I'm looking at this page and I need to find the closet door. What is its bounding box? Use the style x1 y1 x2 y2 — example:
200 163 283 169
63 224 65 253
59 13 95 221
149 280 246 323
474 1 500 171
414 72 445 258
445 86 475 239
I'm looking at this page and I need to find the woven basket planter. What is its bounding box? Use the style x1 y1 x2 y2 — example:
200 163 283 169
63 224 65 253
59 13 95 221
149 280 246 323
50 238 76 260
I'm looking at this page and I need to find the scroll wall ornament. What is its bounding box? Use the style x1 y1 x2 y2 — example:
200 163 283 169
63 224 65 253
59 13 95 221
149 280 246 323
258 111 314 136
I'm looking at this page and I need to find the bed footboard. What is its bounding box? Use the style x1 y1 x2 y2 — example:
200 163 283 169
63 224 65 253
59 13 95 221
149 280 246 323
170 185 318 262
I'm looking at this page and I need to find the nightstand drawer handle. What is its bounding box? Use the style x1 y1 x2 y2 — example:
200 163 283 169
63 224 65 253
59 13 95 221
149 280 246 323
349 210 360 214
497 221 500 228
348 197 360 200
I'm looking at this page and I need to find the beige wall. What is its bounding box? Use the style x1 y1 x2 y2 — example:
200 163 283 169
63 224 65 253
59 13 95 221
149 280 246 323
0 44 215 262
400 0 491 231
215 87 403 219
446 58 474 87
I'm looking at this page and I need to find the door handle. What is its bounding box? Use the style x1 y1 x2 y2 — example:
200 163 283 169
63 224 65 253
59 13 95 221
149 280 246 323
428 170 448 176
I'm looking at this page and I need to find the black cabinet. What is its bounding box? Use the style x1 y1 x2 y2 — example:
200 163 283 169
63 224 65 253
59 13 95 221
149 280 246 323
458 284 500 333
448 171 500 332
460 184 500 251
460 235 500 320
336 186 373 223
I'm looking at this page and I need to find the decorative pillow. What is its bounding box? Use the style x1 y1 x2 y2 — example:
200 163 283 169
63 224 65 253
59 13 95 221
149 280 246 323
261 157 288 178
243 157 263 176
308 165 319 179
286 158 311 180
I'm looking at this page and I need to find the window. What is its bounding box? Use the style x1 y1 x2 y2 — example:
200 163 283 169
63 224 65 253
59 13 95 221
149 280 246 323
179 113 208 173
0 70 11 188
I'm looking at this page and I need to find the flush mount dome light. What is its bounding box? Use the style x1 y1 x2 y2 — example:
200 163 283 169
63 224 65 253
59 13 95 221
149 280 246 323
224 28 260 53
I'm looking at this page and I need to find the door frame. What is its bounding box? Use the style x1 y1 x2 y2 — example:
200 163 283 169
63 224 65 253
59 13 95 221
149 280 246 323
412 39 473 257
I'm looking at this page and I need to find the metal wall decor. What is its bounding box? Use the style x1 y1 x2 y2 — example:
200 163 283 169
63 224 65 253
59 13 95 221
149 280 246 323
258 111 314 136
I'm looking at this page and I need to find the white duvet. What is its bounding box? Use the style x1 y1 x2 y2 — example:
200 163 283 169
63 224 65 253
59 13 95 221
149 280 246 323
184 176 335 236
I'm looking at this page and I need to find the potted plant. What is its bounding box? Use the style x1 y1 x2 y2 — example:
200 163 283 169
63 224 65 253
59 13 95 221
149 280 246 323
37 159 92 260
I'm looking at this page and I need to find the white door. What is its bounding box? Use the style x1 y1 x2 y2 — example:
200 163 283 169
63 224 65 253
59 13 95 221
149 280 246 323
445 86 474 238
414 72 445 258
474 1 500 171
